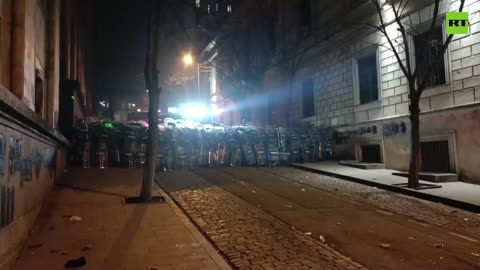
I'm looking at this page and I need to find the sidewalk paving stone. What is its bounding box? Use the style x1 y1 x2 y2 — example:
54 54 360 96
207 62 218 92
14 168 231 270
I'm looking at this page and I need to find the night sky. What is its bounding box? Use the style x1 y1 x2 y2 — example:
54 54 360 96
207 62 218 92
92 0 152 109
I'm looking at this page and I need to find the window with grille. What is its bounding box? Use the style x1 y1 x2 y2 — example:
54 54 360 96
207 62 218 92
302 79 314 118
357 53 379 104
414 26 446 88
421 140 451 172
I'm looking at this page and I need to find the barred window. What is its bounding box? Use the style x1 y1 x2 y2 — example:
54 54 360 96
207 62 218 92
414 26 446 88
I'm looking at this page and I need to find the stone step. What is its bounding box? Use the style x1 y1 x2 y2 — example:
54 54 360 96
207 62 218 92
338 160 385 170
392 172 459 183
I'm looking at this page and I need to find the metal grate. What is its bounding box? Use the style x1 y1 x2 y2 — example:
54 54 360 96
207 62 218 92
361 145 381 163
414 27 446 88
421 140 450 172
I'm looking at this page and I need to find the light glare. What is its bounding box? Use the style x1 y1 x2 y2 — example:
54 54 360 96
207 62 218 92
183 54 194 66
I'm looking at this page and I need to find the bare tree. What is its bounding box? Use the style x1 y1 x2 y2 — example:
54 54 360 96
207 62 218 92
140 1 162 201
370 0 465 188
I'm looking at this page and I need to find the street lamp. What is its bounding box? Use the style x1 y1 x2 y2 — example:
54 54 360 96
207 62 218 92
182 53 201 99
183 54 194 66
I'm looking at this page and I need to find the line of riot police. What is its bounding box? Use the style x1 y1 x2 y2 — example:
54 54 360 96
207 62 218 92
69 118 335 170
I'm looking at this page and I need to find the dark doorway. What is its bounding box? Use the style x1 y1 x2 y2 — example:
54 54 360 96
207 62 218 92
421 140 451 172
361 144 381 163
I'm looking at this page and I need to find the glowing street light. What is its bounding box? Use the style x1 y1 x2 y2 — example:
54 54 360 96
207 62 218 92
182 53 201 98
183 53 194 66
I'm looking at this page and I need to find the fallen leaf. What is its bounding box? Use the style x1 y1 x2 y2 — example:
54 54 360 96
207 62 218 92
301 188 306 192
251 190 256 194
68 216 82 222
64 256 86 268
319 235 325 243
434 243 444 248
464 218 469 222
286 205 292 208
380 243 391 249
471 252 480 257
336 222 341 226
408 237 416 240
304 232 312 236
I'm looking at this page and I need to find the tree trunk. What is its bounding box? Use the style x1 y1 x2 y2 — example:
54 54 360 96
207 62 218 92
408 94 421 189
140 0 161 201
140 87 161 201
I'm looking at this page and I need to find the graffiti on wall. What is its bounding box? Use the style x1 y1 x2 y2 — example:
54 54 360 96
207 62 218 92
0 133 57 228
21 156 33 187
0 185 14 228
8 138 22 176
334 125 378 144
383 121 407 137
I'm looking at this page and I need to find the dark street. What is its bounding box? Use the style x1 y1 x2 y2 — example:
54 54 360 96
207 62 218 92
3 0 480 269
158 168 480 270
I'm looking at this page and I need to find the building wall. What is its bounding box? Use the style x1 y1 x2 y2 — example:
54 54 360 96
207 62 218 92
0 94 66 268
0 0 77 268
265 0 480 184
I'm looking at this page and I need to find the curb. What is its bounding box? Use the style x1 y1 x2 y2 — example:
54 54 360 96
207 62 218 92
154 180 234 270
290 164 480 214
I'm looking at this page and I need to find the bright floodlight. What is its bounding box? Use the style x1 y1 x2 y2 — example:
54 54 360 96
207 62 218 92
132 103 136 107
180 103 206 119
183 54 194 66
137 109 141 112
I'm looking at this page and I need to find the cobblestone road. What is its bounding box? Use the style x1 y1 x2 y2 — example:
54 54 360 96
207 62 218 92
193 167 480 270
261 167 480 237
157 171 367 270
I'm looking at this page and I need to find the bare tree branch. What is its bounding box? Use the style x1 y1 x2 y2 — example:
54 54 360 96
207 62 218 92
391 0 413 78
417 0 466 94
371 0 411 80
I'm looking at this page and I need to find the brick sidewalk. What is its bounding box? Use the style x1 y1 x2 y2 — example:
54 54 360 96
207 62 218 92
157 171 367 270
14 169 231 270
292 162 480 213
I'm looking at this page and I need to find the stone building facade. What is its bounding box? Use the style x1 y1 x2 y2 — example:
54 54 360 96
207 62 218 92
0 0 92 268
264 0 480 184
